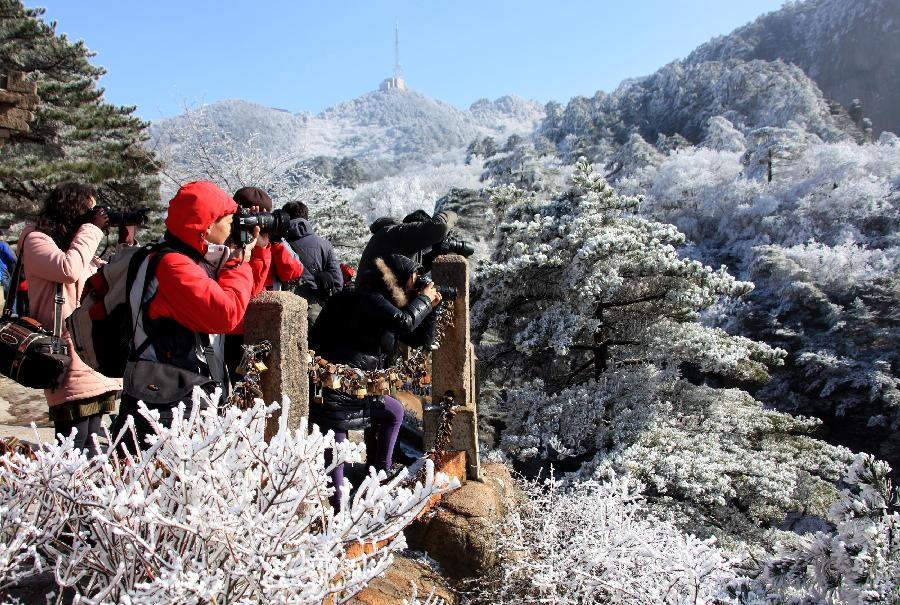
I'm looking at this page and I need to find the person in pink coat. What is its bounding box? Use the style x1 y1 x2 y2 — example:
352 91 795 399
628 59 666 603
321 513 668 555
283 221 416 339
18 182 121 455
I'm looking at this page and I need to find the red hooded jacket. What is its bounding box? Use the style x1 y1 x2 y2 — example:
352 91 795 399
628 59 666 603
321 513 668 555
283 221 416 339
148 181 270 334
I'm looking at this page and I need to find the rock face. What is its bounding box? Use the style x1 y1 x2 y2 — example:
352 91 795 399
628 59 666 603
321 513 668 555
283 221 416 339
405 463 521 581
350 553 458 605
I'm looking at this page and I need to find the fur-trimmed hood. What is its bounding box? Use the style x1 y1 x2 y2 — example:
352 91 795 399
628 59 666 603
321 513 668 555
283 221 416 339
368 254 420 307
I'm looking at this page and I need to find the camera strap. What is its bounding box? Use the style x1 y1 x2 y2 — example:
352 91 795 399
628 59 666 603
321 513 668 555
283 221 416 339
2 233 64 345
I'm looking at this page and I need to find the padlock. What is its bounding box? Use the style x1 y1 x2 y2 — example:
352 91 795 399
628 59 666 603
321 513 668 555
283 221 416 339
253 361 268 372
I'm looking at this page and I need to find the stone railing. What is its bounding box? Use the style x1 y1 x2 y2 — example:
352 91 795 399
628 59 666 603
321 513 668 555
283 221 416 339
244 254 481 481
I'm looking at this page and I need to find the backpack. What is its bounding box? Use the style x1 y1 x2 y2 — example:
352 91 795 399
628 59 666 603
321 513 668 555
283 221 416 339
66 243 171 378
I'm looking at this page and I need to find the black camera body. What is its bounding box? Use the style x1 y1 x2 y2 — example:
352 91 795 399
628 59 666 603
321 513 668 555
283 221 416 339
413 276 458 301
85 205 149 227
106 207 150 227
230 208 292 245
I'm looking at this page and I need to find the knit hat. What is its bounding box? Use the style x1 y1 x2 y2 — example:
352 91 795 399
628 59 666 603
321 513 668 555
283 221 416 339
233 187 273 212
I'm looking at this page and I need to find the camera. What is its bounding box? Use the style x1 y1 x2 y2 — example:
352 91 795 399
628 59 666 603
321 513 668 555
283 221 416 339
230 208 292 245
105 206 149 227
413 276 458 301
422 233 475 271
432 236 475 258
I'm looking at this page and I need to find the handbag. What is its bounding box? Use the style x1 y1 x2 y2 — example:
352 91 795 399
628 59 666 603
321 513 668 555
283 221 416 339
0 238 71 389
122 359 217 407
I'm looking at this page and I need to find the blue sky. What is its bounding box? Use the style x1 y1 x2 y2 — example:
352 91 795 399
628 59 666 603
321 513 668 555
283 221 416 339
35 1 785 121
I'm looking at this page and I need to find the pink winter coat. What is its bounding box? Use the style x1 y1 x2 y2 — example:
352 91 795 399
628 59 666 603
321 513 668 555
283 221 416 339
18 225 121 407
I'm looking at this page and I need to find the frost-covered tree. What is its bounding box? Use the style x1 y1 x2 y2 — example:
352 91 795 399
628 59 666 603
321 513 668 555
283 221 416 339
748 453 900 604
0 395 455 603
623 133 900 473
153 102 304 202
473 159 852 538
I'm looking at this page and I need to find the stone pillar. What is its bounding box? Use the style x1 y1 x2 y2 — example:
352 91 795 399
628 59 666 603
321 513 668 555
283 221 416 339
425 254 482 480
243 291 308 440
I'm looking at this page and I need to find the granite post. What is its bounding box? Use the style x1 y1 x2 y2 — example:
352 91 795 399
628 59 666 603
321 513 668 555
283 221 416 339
425 254 482 480
243 291 308 441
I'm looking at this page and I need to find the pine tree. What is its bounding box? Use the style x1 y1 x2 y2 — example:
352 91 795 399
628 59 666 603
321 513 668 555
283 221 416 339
0 0 159 217
473 159 852 540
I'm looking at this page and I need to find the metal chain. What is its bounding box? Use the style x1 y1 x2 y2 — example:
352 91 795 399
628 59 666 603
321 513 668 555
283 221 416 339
228 340 273 409
307 301 455 399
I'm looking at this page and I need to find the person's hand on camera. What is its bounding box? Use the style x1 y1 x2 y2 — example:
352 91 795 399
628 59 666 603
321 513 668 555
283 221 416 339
256 232 270 249
90 206 110 232
231 226 260 263
422 282 442 308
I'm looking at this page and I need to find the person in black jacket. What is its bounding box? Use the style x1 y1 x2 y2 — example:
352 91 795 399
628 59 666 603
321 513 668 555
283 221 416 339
310 253 441 509
282 201 343 324
356 209 457 275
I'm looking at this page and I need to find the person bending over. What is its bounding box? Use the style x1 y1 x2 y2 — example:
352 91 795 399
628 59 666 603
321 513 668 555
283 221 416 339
357 208 457 275
310 253 441 510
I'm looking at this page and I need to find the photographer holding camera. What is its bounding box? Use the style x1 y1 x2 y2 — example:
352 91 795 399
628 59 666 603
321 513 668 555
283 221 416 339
223 187 303 381
17 182 121 455
309 253 441 510
358 208 460 275
114 181 270 450
281 200 343 325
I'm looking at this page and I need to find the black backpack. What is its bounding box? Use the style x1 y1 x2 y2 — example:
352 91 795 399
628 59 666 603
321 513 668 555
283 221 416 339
286 239 336 303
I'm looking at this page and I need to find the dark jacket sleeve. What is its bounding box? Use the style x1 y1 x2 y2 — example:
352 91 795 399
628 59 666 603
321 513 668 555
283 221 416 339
323 240 343 288
362 291 433 336
400 310 437 347
384 210 458 255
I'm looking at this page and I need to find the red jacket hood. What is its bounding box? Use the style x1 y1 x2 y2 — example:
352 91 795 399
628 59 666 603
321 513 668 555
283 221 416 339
165 181 237 253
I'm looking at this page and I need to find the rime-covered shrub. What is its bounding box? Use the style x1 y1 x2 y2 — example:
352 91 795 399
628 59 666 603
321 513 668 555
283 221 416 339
471 474 743 604
0 394 455 603
746 453 900 604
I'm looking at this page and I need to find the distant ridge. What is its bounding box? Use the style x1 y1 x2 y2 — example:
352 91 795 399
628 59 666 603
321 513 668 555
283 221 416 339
687 0 900 134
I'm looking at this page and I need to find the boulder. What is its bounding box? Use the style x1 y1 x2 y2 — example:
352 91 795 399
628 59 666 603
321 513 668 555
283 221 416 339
349 552 457 605
404 463 520 581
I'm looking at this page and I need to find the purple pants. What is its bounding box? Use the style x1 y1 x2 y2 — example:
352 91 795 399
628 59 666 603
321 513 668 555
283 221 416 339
328 395 404 510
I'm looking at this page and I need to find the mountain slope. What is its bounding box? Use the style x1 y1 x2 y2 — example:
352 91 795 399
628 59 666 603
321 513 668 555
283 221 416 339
150 91 544 174
687 0 900 134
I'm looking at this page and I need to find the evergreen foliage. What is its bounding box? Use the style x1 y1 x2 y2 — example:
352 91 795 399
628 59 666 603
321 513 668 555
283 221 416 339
0 0 159 216
473 160 853 539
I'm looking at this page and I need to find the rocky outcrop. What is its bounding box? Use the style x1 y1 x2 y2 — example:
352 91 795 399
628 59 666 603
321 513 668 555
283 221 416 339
405 463 521 581
687 0 900 135
350 553 458 605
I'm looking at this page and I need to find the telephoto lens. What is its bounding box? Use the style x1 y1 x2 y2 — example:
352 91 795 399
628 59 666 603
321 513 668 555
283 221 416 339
104 206 149 226
434 236 475 258
230 208 293 244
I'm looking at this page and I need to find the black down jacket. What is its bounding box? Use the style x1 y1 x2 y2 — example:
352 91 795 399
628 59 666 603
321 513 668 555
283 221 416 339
309 254 435 431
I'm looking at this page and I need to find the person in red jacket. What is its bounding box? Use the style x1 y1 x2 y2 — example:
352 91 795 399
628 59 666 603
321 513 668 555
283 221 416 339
224 187 304 381
113 181 270 450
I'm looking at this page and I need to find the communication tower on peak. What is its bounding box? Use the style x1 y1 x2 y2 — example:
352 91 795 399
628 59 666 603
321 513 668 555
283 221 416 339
380 22 408 92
